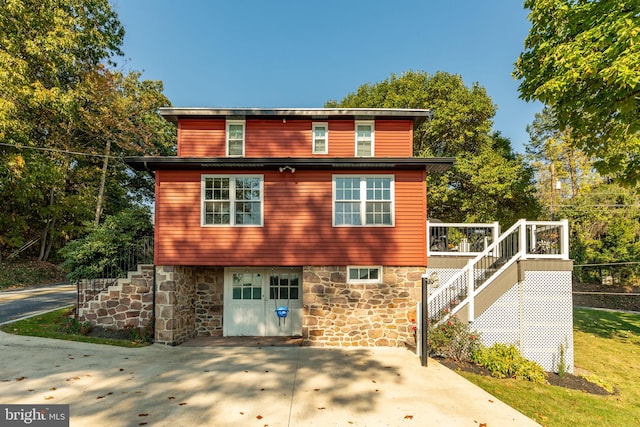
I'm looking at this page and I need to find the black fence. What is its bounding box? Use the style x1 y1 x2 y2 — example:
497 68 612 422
573 262 640 287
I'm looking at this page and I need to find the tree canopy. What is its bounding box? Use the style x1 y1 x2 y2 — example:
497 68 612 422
515 0 640 184
0 0 175 261
327 71 541 225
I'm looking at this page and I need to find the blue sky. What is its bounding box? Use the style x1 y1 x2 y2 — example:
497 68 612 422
112 0 541 153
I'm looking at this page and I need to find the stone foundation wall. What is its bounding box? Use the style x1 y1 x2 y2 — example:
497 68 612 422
155 265 195 345
191 267 224 336
78 265 154 330
154 266 224 344
302 266 423 347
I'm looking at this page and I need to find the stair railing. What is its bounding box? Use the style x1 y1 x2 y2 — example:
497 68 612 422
427 219 569 325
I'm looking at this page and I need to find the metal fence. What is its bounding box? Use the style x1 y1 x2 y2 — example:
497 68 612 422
573 262 640 287
77 237 153 307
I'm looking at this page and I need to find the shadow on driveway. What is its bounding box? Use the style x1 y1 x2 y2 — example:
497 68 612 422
0 332 540 426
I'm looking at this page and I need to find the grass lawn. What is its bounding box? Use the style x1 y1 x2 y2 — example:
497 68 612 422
455 308 640 426
0 307 150 348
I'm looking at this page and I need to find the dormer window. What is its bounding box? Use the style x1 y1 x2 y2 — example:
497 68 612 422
355 121 374 157
226 120 245 157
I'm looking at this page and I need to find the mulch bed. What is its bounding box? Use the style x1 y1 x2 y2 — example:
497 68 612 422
85 326 131 340
437 358 612 396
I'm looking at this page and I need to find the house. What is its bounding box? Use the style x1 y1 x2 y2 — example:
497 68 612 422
77 106 574 372
119 108 453 347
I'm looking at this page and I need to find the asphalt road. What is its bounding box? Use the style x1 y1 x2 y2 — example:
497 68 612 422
0 283 75 325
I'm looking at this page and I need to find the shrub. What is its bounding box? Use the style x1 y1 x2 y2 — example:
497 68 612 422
61 207 153 282
428 316 481 361
124 323 153 344
472 343 547 383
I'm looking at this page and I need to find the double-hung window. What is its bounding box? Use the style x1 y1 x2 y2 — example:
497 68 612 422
333 175 394 226
312 122 328 154
226 120 245 157
202 175 263 226
355 121 374 157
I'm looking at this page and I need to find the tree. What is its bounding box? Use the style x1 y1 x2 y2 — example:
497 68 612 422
526 107 640 283
0 0 175 260
327 71 541 226
526 107 599 217
515 0 640 185
60 206 154 282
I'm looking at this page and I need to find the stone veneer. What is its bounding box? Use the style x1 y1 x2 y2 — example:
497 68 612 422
78 264 154 330
154 265 224 345
80 264 423 347
302 266 423 347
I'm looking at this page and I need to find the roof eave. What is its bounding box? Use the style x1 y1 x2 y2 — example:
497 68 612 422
159 107 432 125
125 156 454 173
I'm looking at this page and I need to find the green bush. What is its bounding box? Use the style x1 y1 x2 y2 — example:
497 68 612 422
124 323 154 344
472 343 547 383
428 316 482 361
61 207 153 282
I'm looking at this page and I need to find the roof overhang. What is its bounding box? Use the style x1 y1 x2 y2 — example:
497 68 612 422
125 157 454 173
159 107 433 126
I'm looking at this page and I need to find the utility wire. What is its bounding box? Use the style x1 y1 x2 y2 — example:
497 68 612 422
0 142 122 159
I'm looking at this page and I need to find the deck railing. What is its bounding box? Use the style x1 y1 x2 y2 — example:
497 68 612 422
427 221 500 256
427 219 569 324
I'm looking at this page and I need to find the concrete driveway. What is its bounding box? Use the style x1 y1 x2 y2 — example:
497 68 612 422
0 332 540 426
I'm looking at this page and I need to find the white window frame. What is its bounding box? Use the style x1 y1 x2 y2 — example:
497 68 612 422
312 122 328 154
354 120 375 157
332 175 395 227
347 266 383 284
226 120 245 157
201 174 264 227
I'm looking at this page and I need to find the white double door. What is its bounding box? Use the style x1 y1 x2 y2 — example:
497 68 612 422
223 268 302 337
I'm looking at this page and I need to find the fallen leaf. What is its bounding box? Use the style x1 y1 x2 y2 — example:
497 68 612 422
50 387 56 391
107 392 113 396
480 423 487 427
314 388 320 391
488 399 493 403
240 412 244 415
318 407 326 410
96 396 104 399
45 396 54 400
119 368 124 372
168 397 175 400
372 380 376 383
256 415 263 420
260 388 265 391
179 403 187 406
404 415 413 419
16 377 27 381
139 423 147 426
138 413 148 417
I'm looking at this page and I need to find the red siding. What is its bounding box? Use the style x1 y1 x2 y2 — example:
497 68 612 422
178 119 225 157
375 120 413 157
176 118 415 158
155 169 427 266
